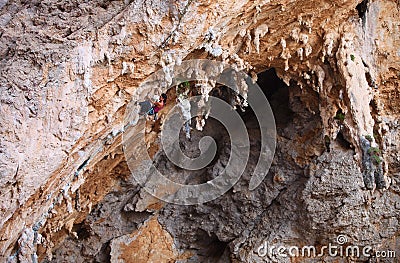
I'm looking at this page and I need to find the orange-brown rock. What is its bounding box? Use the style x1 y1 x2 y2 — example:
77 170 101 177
0 0 398 261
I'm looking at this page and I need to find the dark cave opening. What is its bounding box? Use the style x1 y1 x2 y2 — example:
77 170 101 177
71 222 91 240
336 131 352 150
194 230 230 260
231 67 292 131
256 68 293 129
257 68 287 100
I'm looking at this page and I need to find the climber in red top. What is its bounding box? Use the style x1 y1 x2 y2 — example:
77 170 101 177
147 93 167 120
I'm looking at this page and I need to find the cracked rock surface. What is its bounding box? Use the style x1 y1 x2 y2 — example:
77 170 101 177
1 0 399 262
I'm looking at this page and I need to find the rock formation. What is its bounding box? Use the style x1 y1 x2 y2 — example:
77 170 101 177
0 0 399 262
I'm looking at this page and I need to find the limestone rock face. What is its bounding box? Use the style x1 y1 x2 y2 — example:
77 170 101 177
0 0 399 262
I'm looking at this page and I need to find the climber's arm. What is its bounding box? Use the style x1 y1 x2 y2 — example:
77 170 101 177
151 100 163 107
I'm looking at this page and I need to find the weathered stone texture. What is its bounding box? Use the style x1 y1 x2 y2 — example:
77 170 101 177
0 0 399 261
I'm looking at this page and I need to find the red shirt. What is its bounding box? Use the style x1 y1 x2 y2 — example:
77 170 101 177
153 100 165 113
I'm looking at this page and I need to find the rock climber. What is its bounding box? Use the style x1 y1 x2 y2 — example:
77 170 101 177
146 93 167 121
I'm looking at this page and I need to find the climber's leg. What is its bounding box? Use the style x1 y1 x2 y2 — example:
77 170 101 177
139 101 152 115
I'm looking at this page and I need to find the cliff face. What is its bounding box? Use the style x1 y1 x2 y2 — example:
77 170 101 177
0 0 399 262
